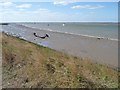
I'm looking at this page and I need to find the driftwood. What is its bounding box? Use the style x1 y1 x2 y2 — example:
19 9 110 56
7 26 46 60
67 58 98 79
33 33 49 39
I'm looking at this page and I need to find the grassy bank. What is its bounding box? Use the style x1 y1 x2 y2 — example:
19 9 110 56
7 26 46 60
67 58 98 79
2 33 119 88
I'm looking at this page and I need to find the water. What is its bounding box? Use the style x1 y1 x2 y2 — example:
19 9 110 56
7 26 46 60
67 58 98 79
1 23 118 67
21 22 118 40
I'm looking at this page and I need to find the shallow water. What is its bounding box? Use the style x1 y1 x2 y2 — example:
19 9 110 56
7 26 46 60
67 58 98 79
21 22 118 40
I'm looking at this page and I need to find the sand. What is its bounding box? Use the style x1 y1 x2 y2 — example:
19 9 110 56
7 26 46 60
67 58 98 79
1 23 118 68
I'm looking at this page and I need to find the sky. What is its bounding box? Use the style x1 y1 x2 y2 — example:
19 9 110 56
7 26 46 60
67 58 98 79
0 0 119 22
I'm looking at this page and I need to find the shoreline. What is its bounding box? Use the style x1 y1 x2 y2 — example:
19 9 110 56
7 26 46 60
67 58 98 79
1 24 118 68
21 24 118 41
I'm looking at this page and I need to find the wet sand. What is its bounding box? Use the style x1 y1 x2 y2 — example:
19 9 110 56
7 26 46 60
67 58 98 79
1 24 118 68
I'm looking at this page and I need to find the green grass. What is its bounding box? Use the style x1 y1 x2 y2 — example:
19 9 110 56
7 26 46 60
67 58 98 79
2 33 119 88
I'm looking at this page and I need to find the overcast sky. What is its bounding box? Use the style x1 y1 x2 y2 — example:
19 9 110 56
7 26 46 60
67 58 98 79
0 0 118 22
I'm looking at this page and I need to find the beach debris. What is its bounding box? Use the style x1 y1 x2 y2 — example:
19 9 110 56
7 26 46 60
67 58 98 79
97 37 100 40
97 37 103 40
33 33 50 39
45 33 50 37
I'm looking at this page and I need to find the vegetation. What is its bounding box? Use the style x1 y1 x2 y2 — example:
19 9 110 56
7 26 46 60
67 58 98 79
2 33 119 88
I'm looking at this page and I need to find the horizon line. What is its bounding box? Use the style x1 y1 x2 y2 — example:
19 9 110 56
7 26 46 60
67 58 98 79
0 21 118 23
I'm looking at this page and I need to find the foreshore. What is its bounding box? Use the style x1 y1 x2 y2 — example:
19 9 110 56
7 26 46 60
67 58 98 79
1 23 118 68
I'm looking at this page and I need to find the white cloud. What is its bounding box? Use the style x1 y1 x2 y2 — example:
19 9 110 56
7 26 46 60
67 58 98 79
0 2 13 7
33 8 49 13
71 5 104 9
53 1 70 5
1 6 73 22
38 8 49 11
0 2 32 9
16 4 31 9
53 0 119 4
53 0 118 6
1 7 116 22
1 0 119 2
53 1 66 5
53 0 80 5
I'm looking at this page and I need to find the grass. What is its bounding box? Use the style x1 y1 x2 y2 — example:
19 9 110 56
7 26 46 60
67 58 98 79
2 33 119 88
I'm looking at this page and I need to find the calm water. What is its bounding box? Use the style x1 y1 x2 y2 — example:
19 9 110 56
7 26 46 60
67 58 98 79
21 22 118 40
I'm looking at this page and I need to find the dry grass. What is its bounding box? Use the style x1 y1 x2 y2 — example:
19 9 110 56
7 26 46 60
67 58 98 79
2 33 119 88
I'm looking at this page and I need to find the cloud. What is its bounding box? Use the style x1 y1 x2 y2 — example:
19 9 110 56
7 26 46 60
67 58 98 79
16 4 31 9
38 8 49 11
71 5 104 9
53 0 80 5
53 1 70 5
53 0 118 6
0 2 13 7
33 8 49 13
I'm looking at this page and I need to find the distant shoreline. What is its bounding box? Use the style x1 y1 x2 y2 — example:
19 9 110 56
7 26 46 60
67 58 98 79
0 22 118 24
